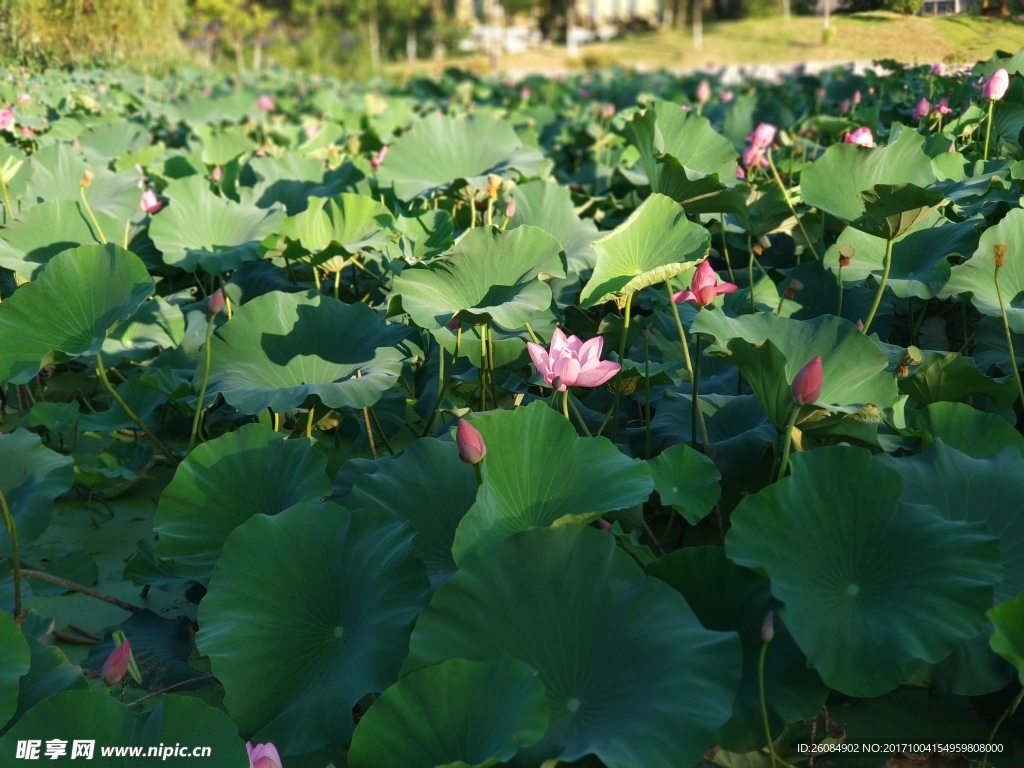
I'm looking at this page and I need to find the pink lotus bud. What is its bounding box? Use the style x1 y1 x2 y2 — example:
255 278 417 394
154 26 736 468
791 355 822 406
722 90 734 103
520 86 530 102
72 137 80 151
139 189 162 214
930 63 942 75
695 79 711 105
843 126 875 148
505 198 516 218
246 742 282 768
17 92 30 105
912 97 930 121
597 518 612 532
853 90 861 105
456 419 486 465
983 68 1009 101
208 289 225 315
0 108 13 131
256 94 276 112
841 98 850 113
602 104 615 119
856 318 865 332
304 124 318 140
211 165 222 182
761 612 775 643
816 87 826 100
102 640 131 686
735 165 745 179
370 145 388 171
747 122 777 150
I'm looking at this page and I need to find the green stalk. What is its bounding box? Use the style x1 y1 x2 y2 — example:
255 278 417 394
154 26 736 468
80 186 107 245
995 262 1024 408
610 293 633 441
981 687 1023 768
766 149 819 262
692 334 709 450
644 331 652 459
719 213 735 282
0 171 14 223
862 237 894 335
0 488 21 617
836 264 844 318
305 407 316 439
666 281 707 447
188 318 217 452
562 390 571 420
479 325 488 411
422 326 461 437
567 394 593 437
524 321 541 344
748 235 756 314
984 99 995 162
776 405 801 481
95 354 177 465
758 642 778 768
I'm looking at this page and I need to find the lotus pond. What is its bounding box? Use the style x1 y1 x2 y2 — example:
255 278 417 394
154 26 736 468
1 53 1024 768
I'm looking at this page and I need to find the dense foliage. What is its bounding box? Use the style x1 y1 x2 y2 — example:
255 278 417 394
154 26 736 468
1 51 1024 767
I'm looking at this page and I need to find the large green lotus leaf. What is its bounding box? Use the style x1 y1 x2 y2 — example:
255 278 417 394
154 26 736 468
405 526 741 768
579 193 710 308
281 193 396 255
725 445 1003 697
826 211 979 299
4 635 88 735
989 593 1024 684
153 423 332 584
691 311 898 429
0 614 29 730
452 402 654 565
974 315 1024 376
899 352 1021 408
907 401 1024 458
347 438 476 588
0 199 120 279
384 208 455 262
646 442 721 525
0 431 75 553
379 112 545 200
389 225 565 331
100 296 185 365
201 291 412 415
197 503 429 754
149 175 283 273
508 180 599 275
348 658 548 768
244 153 360 214
0 691 248 767
647 547 828 752
195 124 257 166
851 183 945 240
0 244 154 385
623 100 739 203
77 119 150 164
801 128 939 224
940 207 1024 334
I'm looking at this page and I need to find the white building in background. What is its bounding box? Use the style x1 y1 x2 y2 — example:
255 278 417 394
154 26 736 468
454 0 662 27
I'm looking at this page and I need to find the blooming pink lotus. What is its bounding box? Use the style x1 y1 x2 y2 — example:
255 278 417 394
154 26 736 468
844 127 875 148
742 123 777 168
256 94 276 111
672 259 738 308
527 328 620 392
370 145 388 171
983 68 1009 101
912 97 930 121
791 355 823 406
246 741 282 768
0 108 12 131
735 165 746 180
930 63 942 75
139 189 162 214
102 641 131 686
932 97 952 116
456 419 486 464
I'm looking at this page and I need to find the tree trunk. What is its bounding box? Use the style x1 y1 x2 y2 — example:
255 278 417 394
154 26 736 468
252 39 263 71
566 0 578 58
406 28 418 59
430 0 445 59
692 0 702 50
368 0 381 72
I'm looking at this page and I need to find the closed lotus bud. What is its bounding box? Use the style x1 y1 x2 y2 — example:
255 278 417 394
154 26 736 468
597 518 613 532
505 198 516 219
791 355 823 406
983 68 1009 101
994 244 1007 268
208 288 225 315
139 189 162 214
856 318 865 332
211 165 222 182
456 419 486 465
102 640 131 686
695 79 711 105
246 741 282 768
761 612 774 644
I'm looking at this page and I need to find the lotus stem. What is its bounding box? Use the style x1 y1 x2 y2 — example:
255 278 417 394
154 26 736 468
94 354 178 465
720 213 734 282
368 406 395 455
748 236 756 315
312 266 321 292
0 171 13 223
188 318 217 453
776 405 801 481
524 321 541 344
981 686 1023 768
79 186 107 245
984 99 995 162
487 324 499 407
767 149 819 262
20 568 140 612
692 333 709 451
862 237 894 336
562 390 571 420
356 369 377 458
836 263 844 318
644 330 652 459
305 407 315 439
666 281 708 448
422 326 462 436
334 270 341 302
610 293 633 441
0 488 22 617
567 394 593 438
758 641 777 768
479 325 488 411
994 259 1024 408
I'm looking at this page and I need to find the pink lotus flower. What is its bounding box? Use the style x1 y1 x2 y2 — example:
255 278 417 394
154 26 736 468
211 165 222 182
722 90 734 103
19 125 33 138
791 355 823 406
912 98 930 121
695 79 711 105
672 259 738 308
520 86 531 101
930 63 942 75
0 108 12 131
17 92 30 105
102 641 131 686
841 98 851 113
601 104 616 119
747 123 777 149
844 127 875 148
208 289 225 315
139 189 162 214
246 742 282 768
505 198 516 218
370 145 387 171
742 144 768 169
256 94 276 111
527 328 620 392
983 68 1009 101
456 419 486 464
735 165 746 179
853 90 861 105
